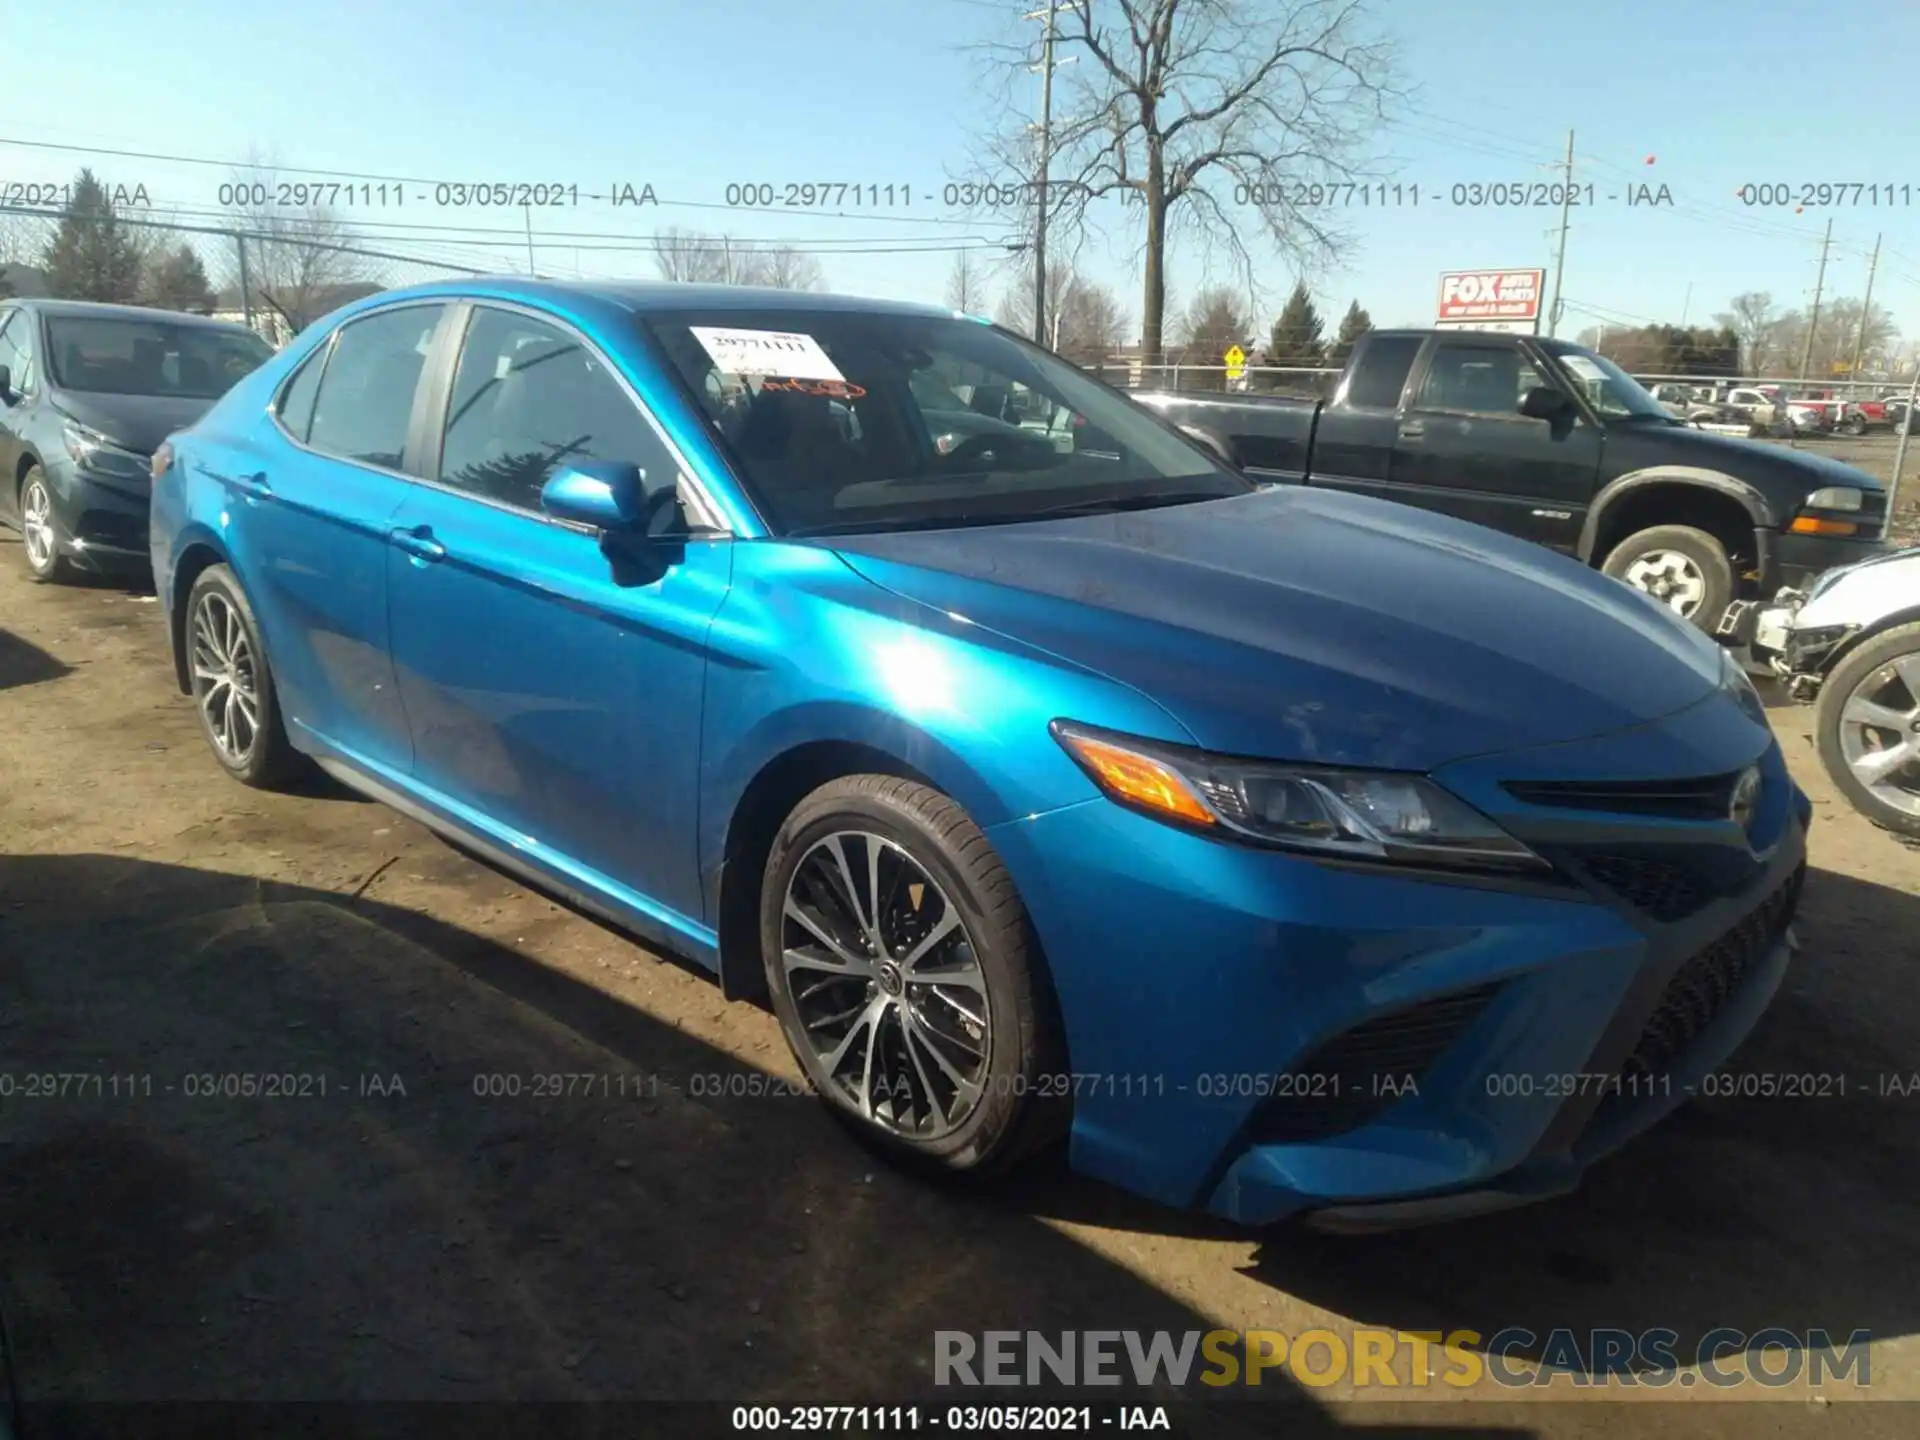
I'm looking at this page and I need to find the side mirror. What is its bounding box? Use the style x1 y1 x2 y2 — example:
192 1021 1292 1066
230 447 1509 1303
0 364 13 402
1519 385 1571 420
540 461 652 531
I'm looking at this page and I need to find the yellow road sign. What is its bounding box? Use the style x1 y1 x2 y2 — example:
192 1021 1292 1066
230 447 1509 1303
1224 344 1246 380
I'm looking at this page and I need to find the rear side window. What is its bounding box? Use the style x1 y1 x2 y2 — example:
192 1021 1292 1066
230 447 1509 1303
0 310 37 394
307 304 447 471
1343 335 1421 409
275 344 328 443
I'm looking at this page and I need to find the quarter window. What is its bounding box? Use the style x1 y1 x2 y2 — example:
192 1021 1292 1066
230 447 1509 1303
275 343 329 443
439 306 671 513
306 304 446 471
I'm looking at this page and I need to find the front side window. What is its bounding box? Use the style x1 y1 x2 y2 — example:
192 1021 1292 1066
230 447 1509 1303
44 317 271 399
643 308 1245 535
306 305 446 471
439 306 673 513
0 311 37 394
1544 344 1672 421
1414 344 1546 416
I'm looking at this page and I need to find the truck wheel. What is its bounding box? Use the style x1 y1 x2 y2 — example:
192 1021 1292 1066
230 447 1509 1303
1814 621 1920 839
1601 525 1734 632
1843 412 1867 436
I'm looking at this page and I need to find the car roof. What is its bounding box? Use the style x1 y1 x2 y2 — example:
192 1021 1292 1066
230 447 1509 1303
17 298 258 332
336 276 956 321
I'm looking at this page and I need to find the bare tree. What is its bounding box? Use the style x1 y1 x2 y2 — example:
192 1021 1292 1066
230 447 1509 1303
1712 291 1782 373
998 261 1127 360
1178 284 1251 364
945 249 985 313
222 160 381 337
653 227 827 289
966 1 1396 366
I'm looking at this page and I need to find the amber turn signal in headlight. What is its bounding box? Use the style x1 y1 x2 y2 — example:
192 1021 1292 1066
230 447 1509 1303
1051 726 1216 826
1788 516 1858 536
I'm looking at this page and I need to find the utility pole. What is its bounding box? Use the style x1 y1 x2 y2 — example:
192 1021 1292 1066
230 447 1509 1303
1849 232 1881 381
234 232 254 332
1547 128 1574 336
1680 281 1693 327
1798 217 1834 381
522 204 536 277
1025 4 1072 347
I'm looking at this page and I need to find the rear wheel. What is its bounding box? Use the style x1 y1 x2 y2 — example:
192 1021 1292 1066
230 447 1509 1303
18 466 72 584
1815 622 1920 839
185 564 303 789
1601 524 1735 633
759 775 1066 1178
1843 412 1868 436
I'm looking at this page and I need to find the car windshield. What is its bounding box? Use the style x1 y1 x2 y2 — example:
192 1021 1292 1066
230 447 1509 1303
642 308 1248 535
45 316 275 399
1545 345 1673 421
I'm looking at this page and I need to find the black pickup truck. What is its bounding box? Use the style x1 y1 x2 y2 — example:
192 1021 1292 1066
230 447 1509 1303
1135 329 1892 631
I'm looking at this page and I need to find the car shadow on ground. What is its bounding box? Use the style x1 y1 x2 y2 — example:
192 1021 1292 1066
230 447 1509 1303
0 852 1529 1438
0 626 71 693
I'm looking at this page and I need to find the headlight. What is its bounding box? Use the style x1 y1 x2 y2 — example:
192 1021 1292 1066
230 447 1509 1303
1050 721 1549 874
1803 485 1863 512
1720 646 1768 725
62 420 147 478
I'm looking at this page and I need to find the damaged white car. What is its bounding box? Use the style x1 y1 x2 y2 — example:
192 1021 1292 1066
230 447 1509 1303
1721 548 1920 837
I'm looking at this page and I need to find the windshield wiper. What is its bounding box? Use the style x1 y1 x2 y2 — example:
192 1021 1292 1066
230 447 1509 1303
1017 489 1237 520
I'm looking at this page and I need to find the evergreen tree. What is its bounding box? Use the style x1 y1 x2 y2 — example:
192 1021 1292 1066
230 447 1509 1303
42 169 142 302
145 244 217 313
1325 300 1373 368
1268 282 1326 368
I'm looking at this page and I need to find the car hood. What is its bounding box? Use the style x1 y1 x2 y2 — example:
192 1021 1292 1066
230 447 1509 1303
51 389 217 456
1648 424 1885 490
828 486 1725 770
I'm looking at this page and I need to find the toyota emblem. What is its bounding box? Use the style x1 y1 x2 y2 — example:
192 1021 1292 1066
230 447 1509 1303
1729 765 1762 831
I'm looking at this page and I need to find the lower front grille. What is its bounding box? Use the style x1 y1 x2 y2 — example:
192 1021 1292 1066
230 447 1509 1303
1616 862 1805 1083
1578 852 1710 922
1245 982 1503 1143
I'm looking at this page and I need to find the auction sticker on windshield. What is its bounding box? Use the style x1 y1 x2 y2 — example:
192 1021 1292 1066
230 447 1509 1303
691 326 846 381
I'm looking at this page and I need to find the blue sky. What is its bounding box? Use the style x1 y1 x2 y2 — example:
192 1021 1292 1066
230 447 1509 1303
2 0 1916 346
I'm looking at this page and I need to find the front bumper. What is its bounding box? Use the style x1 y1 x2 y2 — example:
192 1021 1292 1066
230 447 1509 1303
986 692 1806 1228
42 456 152 571
1764 528 1892 595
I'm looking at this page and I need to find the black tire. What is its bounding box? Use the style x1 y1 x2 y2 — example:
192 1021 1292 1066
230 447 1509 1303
183 563 304 789
17 465 73 584
1814 621 1920 840
1600 523 1736 633
759 774 1067 1179
1843 412 1867 436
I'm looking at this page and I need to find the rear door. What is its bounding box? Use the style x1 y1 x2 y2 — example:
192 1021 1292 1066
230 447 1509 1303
216 301 453 775
382 300 732 925
1386 336 1601 551
1303 332 1422 499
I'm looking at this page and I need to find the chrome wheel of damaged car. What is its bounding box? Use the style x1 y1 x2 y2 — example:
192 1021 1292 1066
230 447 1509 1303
1621 549 1708 616
192 591 262 765
18 469 70 582
781 830 991 1140
1836 653 1920 818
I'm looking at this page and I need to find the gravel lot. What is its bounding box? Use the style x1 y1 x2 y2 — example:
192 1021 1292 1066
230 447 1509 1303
1 516 1916 1438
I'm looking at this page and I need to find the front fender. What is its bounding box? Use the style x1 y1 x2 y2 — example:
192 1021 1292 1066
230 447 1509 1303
1578 466 1774 561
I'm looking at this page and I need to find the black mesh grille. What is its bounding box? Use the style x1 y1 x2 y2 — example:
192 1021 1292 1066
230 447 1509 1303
1245 982 1503 1143
1578 852 1710 922
1616 863 1804 1083
1504 774 1738 821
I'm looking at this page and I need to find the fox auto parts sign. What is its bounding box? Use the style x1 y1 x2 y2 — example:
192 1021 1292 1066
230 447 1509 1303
1436 269 1545 326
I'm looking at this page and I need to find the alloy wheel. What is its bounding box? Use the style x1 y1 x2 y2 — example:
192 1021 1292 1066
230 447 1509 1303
780 830 992 1141
21 478 55 572
190 592 263 766
1837 652 1920 820
1622 549 1708 616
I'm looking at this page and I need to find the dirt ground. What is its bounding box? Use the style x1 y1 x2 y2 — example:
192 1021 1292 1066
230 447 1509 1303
1 498 1917 1438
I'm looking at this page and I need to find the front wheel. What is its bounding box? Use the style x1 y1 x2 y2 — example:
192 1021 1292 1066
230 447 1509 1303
1843 413 1868 436
1814 621 1920 839
759 775 1066 1178
184 564 304 789
1601 524 1735 633
18 466 72 584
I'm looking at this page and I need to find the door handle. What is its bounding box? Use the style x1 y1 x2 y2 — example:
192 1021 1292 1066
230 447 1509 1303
1397 421 1425 440
389 525 446 563
230 471 272 500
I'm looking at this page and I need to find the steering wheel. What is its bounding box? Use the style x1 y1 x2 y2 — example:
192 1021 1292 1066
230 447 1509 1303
941 430 1048 469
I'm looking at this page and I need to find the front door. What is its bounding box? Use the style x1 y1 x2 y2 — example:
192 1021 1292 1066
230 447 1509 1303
384 302 731 926
1389 338 1601 552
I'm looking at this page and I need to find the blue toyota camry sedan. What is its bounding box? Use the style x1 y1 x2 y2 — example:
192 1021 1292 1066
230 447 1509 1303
149 279 1809 1229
